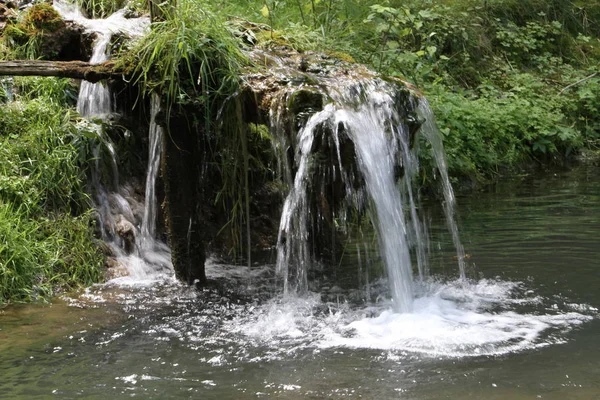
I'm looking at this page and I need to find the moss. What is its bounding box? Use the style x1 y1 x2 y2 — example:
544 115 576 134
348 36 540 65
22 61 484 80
326 50 355 64
23 3 65 32
1 3 70 59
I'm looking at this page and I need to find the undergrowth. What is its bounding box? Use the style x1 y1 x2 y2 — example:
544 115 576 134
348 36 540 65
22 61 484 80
0 77 103 304
116 0 244 117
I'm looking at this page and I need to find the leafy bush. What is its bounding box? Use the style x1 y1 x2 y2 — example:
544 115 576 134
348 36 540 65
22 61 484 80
425 85 581 180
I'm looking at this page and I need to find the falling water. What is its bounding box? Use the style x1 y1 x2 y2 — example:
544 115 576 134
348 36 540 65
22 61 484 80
54 2 170 280
53 1 149 118
139 94 164 252
418 99 467 280
77 34 112 117
276 81 430 312
85 98 173 281
276 106 331 294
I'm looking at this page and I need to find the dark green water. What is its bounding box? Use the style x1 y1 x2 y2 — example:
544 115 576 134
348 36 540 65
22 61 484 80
1 167 599 399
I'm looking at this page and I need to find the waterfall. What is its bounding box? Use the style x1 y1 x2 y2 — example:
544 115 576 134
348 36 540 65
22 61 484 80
54 2 170 281
54 1 149 117
333 87 415 313
276 106 332 294
418 99 467 280
275 81 429 313
77 33 112 117
85 97 173 281
139 94 164 252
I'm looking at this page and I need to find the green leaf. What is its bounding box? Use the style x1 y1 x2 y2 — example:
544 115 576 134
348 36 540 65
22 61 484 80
260 5 269 18
386 41 400 50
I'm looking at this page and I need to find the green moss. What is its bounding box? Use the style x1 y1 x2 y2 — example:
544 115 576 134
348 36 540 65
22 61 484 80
23 3 65 32
1 3 67 59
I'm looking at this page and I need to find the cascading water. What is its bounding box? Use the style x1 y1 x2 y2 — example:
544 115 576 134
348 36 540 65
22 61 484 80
275 80 446 312
330 83 417 313
139 94 163 250
232 79 593 356
417 99 468 280
126 94 173 278
54 1 149 117
54 2 171 280
85 99 173 281
77 33 112 117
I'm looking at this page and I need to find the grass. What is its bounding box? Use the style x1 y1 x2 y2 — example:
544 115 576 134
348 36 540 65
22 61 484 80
116 0 245 117
0 77 103 304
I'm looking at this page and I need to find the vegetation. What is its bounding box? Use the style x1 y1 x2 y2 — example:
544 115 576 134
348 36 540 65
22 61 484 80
207 0 600 181
116 0 244 117
1 3 66 59
0 77 103 304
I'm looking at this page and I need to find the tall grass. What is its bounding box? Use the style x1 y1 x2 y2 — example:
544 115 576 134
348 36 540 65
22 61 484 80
0 77 103 304
118 0 244 116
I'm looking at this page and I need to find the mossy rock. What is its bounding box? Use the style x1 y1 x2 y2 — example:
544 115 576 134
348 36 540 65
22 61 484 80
3 4 87 60
23 3 64 32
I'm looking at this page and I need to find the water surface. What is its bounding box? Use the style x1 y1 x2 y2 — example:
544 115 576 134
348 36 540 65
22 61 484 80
1 166 599 399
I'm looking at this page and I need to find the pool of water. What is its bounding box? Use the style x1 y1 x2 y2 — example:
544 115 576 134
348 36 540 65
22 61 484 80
1 166 599 399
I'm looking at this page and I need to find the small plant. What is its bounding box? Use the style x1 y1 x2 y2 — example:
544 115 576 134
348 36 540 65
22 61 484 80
117 0 245 116
78 0 126 18
22 3 65 32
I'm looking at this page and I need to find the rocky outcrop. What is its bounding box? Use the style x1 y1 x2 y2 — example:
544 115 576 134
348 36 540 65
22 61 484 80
159 46 421 282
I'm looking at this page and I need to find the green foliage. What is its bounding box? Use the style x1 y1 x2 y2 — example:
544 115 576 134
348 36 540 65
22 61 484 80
117 0 244 116
563 72 600 141
0 205 102 303
424 84 582 180
209 0 598 181
78 0 126 18
0 77 103 304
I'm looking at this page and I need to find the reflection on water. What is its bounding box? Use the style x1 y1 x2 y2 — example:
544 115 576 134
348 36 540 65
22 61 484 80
1 166 600 399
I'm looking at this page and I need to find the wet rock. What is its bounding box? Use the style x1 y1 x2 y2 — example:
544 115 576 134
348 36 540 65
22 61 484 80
96 239 115 257
115 214 136 254
105 257 129 280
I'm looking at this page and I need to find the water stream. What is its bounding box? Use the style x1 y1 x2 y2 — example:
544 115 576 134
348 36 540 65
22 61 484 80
1 166 598 399
77 33 112 117
54 0 149 118
275 80 464 313
56 2 171 281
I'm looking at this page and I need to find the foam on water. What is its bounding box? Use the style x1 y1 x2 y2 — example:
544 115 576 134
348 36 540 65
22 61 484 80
227 279 594 358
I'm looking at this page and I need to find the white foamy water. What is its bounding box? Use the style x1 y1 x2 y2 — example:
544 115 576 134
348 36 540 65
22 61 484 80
226 279 594 358
54 1 150 118
54 1 149 38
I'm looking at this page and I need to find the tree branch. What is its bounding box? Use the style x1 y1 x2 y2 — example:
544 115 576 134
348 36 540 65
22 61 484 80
0 60 120 83
558 72 598 95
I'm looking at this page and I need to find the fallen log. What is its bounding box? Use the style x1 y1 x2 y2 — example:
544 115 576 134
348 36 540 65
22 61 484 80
0 60 120 83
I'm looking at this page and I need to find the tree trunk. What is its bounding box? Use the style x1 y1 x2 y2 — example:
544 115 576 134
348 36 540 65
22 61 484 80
0 60 118 83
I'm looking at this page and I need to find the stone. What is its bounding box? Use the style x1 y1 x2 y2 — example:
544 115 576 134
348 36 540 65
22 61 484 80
115 214 136 254
105 257 129 280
